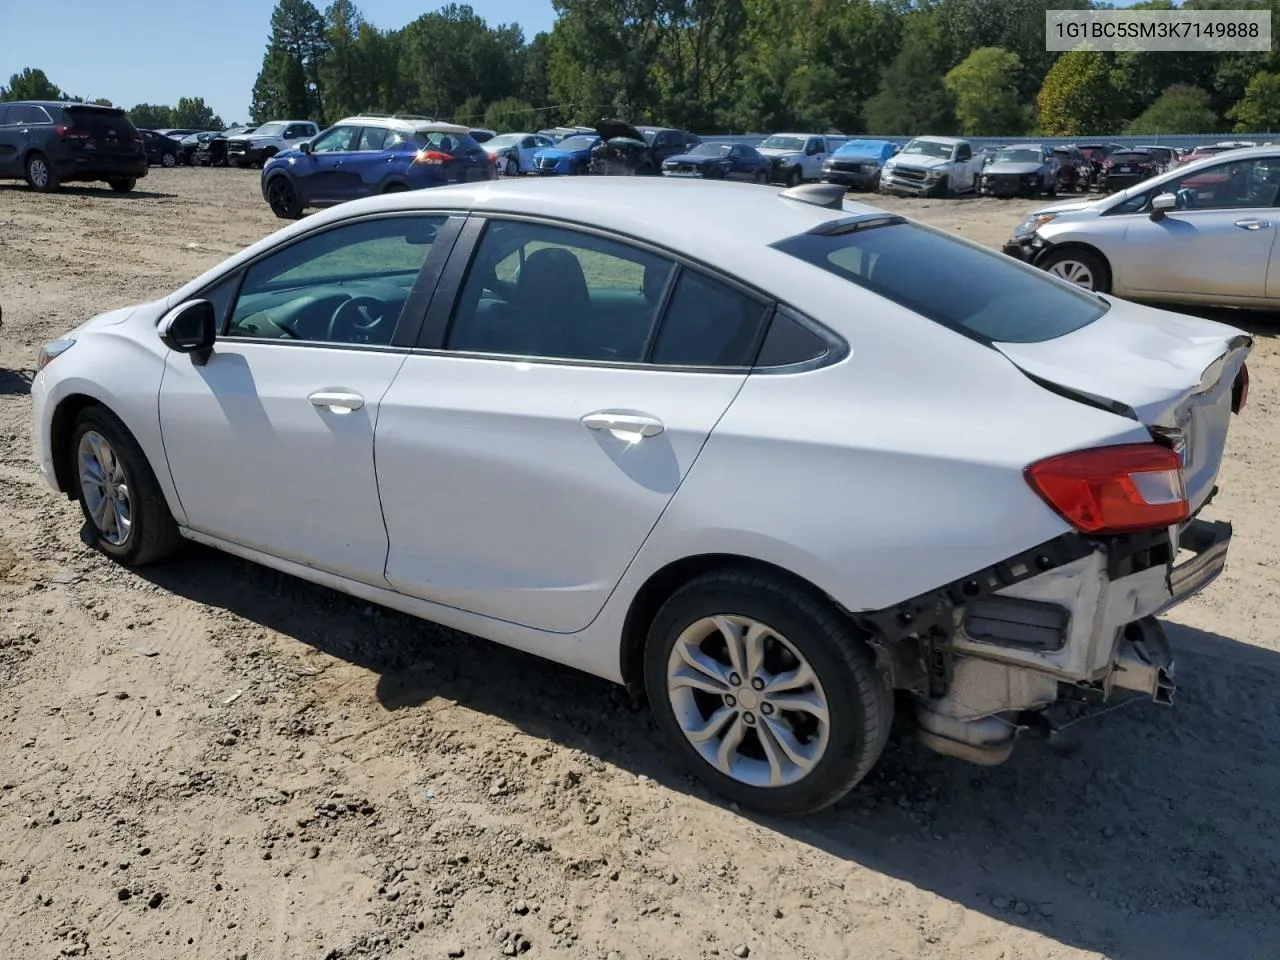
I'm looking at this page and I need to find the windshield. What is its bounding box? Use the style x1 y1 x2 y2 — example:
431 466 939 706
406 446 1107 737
902 139 953 160
485 134 521 149
760 136 806 151
557 136 596 150
689 143 732 157
994 148 1042 163
771 222 1106 343
251 122 287 138
840 140 888 157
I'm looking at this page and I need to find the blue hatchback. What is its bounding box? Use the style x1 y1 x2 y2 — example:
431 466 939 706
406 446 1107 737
530 134 601 175
261 117 496 219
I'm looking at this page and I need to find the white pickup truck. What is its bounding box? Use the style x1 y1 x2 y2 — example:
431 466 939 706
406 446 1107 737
226 120 319 168
755 133 835 186
879 136 984 198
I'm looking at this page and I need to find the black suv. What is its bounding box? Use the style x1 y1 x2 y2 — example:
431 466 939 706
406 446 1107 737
0 101 147 192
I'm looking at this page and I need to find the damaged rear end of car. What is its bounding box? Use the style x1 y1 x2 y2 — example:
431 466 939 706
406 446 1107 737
768 209 1252 768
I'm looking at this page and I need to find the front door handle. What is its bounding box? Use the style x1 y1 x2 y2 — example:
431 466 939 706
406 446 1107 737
1235 218 1270 230
308 390 365 414
582 412 665 440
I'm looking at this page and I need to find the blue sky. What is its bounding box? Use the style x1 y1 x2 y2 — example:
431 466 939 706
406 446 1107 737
0 0 556 125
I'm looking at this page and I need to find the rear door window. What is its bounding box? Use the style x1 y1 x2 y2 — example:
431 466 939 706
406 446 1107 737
648 270 769 367
357 127 389 151
10 105 53 124
771 220 1106 343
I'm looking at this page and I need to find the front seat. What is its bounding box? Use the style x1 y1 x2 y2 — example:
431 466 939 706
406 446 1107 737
510 247 592 357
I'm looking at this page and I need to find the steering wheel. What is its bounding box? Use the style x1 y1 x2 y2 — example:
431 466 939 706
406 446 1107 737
328 296 389 344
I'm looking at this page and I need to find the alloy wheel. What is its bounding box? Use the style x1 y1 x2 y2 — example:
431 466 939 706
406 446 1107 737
29 157 50 188
78 430 132 546
666 615 831 788
1047 259 1095 290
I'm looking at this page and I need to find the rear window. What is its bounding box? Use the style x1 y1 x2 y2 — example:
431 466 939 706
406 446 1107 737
65 106 137 136
415 130 480 152
771 221 1107 344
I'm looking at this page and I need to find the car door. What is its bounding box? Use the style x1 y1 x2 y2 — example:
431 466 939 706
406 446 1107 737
1120 156 1280 300
375 217 772 634
725 145 750 181
348 125 392 194
0 106 19 176
298 124 361 202
158 212 455 584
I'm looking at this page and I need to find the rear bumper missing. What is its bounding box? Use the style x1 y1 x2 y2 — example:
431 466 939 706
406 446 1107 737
865 519 1233 762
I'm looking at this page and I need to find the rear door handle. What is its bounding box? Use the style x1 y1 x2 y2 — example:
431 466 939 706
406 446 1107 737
308 390 364 414
582 412 665 440
1235 218 1270 230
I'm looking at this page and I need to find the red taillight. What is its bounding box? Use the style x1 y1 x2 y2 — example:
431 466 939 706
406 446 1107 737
55 126 89 141
414 149 452 166
1025 444 1188 535
1231 363 1249 414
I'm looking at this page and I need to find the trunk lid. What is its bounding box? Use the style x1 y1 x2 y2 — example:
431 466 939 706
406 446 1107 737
64 106 143 160
995 298 1252 511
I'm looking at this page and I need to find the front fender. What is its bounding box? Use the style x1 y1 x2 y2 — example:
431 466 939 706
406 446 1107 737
32 315 187 525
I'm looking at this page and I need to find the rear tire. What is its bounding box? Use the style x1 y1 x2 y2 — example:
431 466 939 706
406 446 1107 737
107 178 136 193
25 152 57 192
644 569 893 817
70 405 182 567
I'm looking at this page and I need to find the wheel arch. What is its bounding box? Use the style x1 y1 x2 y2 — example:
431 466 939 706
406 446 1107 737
618 553 846 697
1034 240 1114 290
50 393 103 496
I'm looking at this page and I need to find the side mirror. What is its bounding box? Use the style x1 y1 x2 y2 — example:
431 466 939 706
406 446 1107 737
159 300 216 365
299 140 313 155
1150 192 1178 220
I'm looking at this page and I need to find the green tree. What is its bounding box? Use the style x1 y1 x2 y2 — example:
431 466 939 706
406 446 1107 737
944 47 1029 136
1126 84 1217 134
251 0 328 122
129 103 175 128
484 97 538 131
521 32 553 112
1 67 64 101
1229 70 1280 132
1035 49 1117 136
171 97 223 129
864 10 955 134
454 94 486 124
318 0 368 120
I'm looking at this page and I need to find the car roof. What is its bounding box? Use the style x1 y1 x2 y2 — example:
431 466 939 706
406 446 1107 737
176 179 892 315
338 116 469 135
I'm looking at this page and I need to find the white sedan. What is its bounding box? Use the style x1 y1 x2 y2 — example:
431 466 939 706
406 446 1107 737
482 132 555 176
31 179 1251 815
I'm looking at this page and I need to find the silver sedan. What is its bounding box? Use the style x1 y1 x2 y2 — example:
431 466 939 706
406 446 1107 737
1003 146 1280 307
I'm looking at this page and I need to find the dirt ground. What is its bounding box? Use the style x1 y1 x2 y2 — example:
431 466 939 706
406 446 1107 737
1 169 1278 960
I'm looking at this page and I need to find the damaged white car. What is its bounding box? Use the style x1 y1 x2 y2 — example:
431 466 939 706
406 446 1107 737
30 179 1250 816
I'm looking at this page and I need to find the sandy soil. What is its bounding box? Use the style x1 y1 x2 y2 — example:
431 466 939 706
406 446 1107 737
1 169 1278 960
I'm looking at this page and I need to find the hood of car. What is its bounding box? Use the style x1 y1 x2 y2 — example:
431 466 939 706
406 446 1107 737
756 146 802 158
664 153 723 165
536 146 586 160
595 118 647 143
986 161 1045 175
890 154 951 169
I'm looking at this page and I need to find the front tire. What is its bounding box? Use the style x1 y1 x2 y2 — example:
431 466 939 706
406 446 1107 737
70 406 182 566
25 152 58 192
1038 247 1111 293
266 175 303 219
644 569 893 817
785 166 801 188
161 151 177 168
107 178 136 193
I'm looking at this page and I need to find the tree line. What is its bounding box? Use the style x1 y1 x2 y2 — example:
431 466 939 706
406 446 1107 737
0 67 226 130
9 0 1280 137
